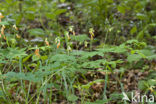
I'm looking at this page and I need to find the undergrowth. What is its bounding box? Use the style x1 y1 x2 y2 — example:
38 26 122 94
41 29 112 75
0 17 155 103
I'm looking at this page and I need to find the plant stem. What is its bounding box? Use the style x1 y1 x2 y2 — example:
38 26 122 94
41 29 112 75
0 80 12 104
19 57 27 103
90 39 93 51
103 66 108 100
28 67 66 103
104 30 109 44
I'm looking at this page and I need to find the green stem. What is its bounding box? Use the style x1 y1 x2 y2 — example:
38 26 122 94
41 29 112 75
103 66 108 100
104 30 109 44
0 80 12 104
19 57 27 102
28 67 66 103
90 39 93 51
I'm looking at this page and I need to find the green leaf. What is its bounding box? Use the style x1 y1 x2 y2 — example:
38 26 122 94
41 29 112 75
71 34 90 42
40 62 60 70
110 92 123 100
0 48 27 59
80 51 104 59
32 55 40 62
147 55 156 60
130 26 137 35
136 13 147 20
149 23 156 27
126 39 138 44
60 0 66 3
54 9 67 16
0 60 7 64
45 13 56 20
28 28 45 36
127 54 142 62
138 81 147 91
97 45 127 53
25 11 35 20
140 49 155 56
148 79 156 86
137 30 144 40
81 60 106 68
106 0 113 3
4 72 43 82
82 79 104 89
4 72 25 81
67 94 78 102
0 21 9 25
23 54 32 63
50 54 76 62
117 6 125 14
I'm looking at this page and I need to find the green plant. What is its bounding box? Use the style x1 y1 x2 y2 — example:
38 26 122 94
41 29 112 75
73 0 156 44
0 0 156 103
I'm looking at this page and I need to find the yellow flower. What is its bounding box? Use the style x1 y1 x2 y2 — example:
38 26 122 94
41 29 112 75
73 31 75 36
1 25 5 35
65 31 70 40
16 34 21 39
0 25 6 40
13 24 18 30
89 28 95 40
84 41 88 47
67 46 72 51
69 26 75 36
